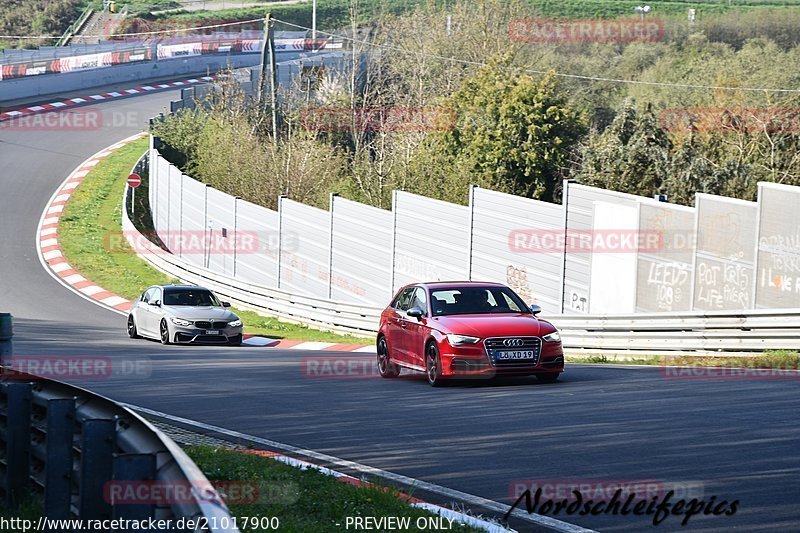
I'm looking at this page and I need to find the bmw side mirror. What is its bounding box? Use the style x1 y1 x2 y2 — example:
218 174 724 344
150 300 161 307
222 301 231 308
406 307 424 319
530 304 542 315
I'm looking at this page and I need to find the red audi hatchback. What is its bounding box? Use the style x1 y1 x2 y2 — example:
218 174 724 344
377 281 564 386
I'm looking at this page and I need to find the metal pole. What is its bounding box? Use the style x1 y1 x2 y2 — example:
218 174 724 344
44 398 76 520
312 0 317 41
79 419 116 520
560 179 574 314
328 193 337 299
112 454 157 522
277 195 286 289
467 185 477 280
6 383 32 508
259 13 270 105
268 15 279 142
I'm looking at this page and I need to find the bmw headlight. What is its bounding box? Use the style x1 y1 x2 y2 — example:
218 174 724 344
228 319 242 328
446 334 481 346
170 317 192 327
543 331 561 343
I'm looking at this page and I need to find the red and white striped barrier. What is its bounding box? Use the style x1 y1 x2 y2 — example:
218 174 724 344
0 76 214 123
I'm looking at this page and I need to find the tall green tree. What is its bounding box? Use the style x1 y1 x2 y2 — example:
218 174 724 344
576 100 671 198
413 62 585 203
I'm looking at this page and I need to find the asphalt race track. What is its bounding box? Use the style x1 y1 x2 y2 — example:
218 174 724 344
1 89 799 532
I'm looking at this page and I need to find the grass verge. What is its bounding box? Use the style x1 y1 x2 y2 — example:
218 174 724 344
566 350 800 368
0 495 42 522
186 446 480 532
57 137 370 343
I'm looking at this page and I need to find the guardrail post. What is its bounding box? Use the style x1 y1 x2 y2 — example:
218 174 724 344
233 197 240 277
0 313 12 341
0 312 12 365
112 453 157 523
79 418 116 519
45 398 76 519
5 382 33 507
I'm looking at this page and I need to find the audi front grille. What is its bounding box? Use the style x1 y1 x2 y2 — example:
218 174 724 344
483 336 542 367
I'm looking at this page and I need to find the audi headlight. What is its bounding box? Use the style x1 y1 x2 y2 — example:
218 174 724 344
228 319 242 328
170 317 192 327
542 331 561 343
446 334 481 346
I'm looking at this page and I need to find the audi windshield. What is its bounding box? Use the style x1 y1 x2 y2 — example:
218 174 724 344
430 287 530 316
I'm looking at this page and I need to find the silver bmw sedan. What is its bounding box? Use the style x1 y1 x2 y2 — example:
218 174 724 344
127 284 243 345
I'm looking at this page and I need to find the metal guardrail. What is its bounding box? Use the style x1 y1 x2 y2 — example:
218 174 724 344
56 6 95 47
555 309 800 351
0 320 239 531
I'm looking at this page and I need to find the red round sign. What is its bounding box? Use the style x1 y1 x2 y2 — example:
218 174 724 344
127 173 142 188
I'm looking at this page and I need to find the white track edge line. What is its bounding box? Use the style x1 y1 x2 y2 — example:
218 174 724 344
120 403 596 533
35 133 145 317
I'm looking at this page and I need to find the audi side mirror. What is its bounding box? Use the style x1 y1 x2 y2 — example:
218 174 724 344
222 301 231 308
530 304 542 315
406 307 424 319
149 300 161 307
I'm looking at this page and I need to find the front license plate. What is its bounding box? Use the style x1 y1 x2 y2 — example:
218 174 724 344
496 350 536 360
206 330 220 335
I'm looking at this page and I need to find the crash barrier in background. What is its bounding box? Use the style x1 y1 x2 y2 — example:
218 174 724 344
0 322 239 530
0 31 342 101
0 34 343 80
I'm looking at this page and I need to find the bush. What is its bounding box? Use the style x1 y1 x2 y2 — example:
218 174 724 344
0 0 83 49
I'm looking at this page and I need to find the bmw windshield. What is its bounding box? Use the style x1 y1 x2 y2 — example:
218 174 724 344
163 288 221 307
430 287 531 316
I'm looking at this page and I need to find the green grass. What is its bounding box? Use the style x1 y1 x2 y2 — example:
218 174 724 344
0 494 42 522
187 446 481 532
58 137 370 344
567 350 800 367
530 0 800 18
146 0 800 30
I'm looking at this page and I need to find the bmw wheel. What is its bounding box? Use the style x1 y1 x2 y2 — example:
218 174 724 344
377 336 400 378
127 315 140 339
159 319 171 345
